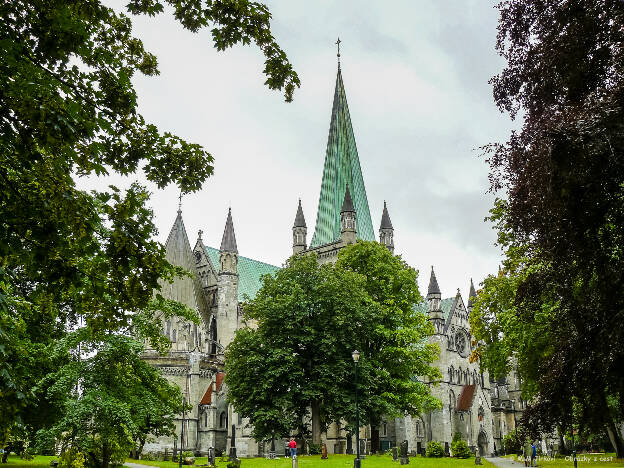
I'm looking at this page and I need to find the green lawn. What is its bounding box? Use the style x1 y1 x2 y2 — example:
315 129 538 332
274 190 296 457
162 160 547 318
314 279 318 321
4 453 497 468
3 455 57 468
502 453 624 467
127 454 496 468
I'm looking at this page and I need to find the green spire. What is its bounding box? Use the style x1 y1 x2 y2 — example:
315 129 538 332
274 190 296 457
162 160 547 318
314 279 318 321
310 66 375 247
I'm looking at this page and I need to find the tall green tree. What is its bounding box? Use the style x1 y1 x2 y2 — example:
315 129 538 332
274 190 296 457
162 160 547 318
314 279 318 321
225 242 440 445
334 241 441 445
38 333 184 468
1 0 298 447
225 253 369 445
473 0 624 456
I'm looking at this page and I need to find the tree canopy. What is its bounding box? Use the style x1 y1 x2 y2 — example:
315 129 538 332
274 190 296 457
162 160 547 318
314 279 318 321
1 0 298 454
225 242 440 445
471 0 624 457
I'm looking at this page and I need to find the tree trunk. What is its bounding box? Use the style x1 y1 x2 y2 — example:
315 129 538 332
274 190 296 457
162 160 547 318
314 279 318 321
606 421 624 459
311 400 321 445
371 426 380 453
101 442 110 468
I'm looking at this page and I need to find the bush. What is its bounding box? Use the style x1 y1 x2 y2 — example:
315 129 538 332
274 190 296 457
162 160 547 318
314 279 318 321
426 441 444 457
58 449 85 468
182 451 194 458
451 433 471 459
503 429 522 454
140 453 156 461
307 443 321 455
226 459 240 468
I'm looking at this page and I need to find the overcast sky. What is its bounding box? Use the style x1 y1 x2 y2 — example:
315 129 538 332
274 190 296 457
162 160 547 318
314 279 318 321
89 0 516 300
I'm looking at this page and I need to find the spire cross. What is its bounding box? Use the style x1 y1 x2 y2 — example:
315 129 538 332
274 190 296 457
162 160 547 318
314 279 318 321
178 191 183 212
198 229 203 240
336 37 341 61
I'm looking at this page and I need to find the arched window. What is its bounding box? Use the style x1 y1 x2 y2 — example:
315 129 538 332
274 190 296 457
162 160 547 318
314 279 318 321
172 329 177 343
204 412 208 427
220 411 228 428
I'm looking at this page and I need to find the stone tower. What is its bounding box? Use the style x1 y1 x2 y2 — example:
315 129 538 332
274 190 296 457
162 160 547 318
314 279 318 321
217 208 239 348
379 201 394 254
292 199 307 255
340 186 357 245
427 266 445 334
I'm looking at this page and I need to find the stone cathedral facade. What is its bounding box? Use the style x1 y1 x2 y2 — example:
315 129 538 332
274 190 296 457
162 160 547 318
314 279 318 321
142 63 522 458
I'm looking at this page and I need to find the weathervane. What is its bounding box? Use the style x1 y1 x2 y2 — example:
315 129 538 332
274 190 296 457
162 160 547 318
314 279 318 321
336 37 341 64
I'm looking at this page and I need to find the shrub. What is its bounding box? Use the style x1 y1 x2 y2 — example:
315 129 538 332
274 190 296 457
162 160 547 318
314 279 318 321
503 429 522 454
226 459 240 468
182 451 194 458
426 441 444 457
140 453 156 461
307 443 321 455
58 449 85 468
451 433 471 459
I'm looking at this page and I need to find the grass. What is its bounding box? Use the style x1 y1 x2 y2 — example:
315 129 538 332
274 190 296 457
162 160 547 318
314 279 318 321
3 455 57 468
126 454 496 468
4 453 497 468
502 453 624 467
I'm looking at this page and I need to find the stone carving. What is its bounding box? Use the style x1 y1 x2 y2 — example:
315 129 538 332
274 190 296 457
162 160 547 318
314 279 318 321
321 443 327 459
160 366 190 376
392 447 398 462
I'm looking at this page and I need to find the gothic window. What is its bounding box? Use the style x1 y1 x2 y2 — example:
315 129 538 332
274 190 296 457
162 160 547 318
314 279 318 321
166 320 171 338
172 329 177 343
415 421 421 437
448 367 453 384
383 422 387 436
455 331 467 357
220 411 228 428
204 412 208 427
238 414 242 425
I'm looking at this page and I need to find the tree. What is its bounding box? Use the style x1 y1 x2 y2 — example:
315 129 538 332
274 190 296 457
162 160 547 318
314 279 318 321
225 242 440 445
38 334 184 468
334 241 441 446
225 253 369 444
1 0 298 446
473 0 624 457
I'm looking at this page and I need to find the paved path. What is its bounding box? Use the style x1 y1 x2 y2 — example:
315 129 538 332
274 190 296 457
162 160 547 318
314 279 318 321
125 462 159 468
486 457 527 468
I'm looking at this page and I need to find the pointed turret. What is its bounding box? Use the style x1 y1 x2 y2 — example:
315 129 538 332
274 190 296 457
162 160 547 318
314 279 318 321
219 208 238 275
220 208 238 254
427 266 444 333
217 208 240 348
379 201 394 253
310 65 375 247
340 186 357 245
467 278 477 311
292 199 307 255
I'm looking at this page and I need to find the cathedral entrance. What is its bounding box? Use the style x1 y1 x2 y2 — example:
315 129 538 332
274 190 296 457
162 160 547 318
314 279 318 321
478 430 488 457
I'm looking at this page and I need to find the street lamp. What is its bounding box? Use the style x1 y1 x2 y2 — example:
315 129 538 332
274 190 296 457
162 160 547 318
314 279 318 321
179 394 186 468
352 350 361 468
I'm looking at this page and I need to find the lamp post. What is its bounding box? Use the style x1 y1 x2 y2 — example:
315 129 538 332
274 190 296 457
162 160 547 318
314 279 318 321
179 394 186 468
352 350 361 468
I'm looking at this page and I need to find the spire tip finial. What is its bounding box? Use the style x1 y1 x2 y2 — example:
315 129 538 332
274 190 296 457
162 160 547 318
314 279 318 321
335 37 341 65
177 191 183 213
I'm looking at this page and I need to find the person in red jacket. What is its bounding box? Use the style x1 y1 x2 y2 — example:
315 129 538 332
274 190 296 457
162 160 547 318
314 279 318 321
288 438 297 458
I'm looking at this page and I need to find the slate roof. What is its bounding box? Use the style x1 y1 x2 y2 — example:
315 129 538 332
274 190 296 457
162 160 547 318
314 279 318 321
293 199 306 228
427 266 441 295
310 65 375 247
220 208 238 253
380 201 393 230
341 186 355 213
201 244 280 302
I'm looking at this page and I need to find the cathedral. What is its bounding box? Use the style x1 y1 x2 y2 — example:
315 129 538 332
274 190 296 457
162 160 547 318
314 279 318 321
141 62 522 458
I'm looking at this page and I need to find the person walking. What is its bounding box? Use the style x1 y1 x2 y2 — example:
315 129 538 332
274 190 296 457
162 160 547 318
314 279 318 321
531 441 537 467
522 439 531 467
289 438 297 458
